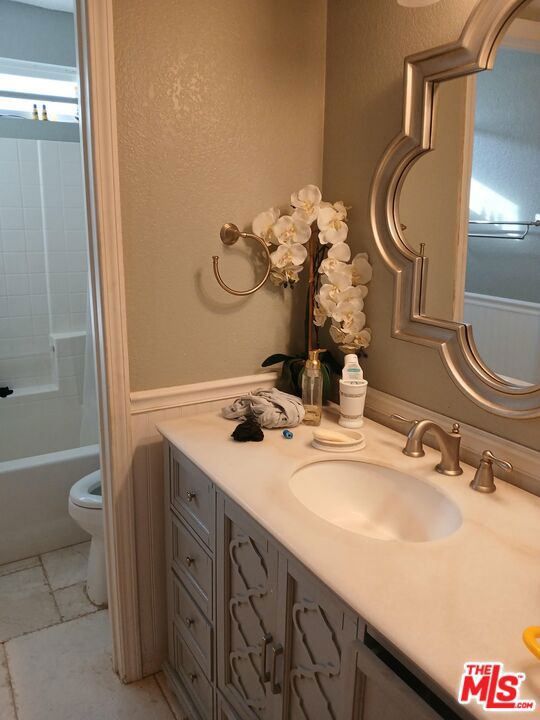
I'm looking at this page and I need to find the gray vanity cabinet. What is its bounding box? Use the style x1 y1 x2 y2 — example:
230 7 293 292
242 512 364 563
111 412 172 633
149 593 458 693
164 441 470 720
350 640 442 720
216 493 280 720
275 554 360 720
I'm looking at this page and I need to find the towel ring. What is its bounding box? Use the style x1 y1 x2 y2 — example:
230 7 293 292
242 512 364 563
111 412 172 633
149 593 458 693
212 223 271 296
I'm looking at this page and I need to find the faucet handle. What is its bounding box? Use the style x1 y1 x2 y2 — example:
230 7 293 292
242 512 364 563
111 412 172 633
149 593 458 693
391 414 418 427
470 450 513 493
482 450 513 473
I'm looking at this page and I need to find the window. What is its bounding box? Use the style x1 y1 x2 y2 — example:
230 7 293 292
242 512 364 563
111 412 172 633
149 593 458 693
0 58 79 123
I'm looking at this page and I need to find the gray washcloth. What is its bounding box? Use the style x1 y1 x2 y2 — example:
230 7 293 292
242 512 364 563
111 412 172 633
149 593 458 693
222 388 305 428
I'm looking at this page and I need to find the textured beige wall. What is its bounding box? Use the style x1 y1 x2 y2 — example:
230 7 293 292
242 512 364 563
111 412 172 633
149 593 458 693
323 0 540 450
113 0 327 391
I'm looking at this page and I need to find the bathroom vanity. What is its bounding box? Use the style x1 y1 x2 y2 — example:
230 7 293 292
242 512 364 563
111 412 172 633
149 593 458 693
158 411 540 720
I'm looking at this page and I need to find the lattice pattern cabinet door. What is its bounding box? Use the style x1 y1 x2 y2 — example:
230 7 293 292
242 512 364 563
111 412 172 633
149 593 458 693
275 555 360 720
216 493 280 720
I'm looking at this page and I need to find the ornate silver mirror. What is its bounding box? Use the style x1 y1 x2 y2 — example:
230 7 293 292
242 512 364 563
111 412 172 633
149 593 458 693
372 0 540 418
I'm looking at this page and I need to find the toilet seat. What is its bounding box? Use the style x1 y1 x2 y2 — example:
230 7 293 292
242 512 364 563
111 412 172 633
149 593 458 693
69 469 102 509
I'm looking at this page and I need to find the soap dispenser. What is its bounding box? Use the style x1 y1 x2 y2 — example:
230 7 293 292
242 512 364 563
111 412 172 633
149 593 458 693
302 349 324 426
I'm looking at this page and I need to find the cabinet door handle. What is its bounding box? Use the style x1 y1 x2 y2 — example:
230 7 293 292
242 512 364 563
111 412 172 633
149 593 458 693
188 672 197 683
270 643 283 694
186 490 196 502
185 617 194 628
185 555 194 567
260 633 272 682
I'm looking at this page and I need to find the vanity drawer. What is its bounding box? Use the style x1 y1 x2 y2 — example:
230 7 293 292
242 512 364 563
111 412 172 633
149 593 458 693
170 447 215 548
173 624 213 720
171 511 213 619
173 572 213 678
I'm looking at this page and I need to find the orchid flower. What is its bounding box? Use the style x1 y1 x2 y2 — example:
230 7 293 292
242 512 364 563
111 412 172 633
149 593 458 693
352 253 373 286
253 207 280 245
317 283 341 315
270 242 307 269
327 242 351 262
272 215 311 246
318 203 349 245
332 297 366 334
290 184 322 224
340 328 372 352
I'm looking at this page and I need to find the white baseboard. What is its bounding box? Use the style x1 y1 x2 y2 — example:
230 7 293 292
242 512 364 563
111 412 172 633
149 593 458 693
365 387 540 496
130 371 279 415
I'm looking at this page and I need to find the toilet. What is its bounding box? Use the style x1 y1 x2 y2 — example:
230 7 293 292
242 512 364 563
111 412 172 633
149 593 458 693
68 470 107 606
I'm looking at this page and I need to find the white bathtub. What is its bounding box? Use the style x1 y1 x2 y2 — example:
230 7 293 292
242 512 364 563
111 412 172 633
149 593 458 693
0 444 100 565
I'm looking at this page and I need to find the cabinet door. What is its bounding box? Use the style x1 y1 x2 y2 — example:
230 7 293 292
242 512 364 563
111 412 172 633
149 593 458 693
275 555 360 720
351 640 450 720
216 493 279 720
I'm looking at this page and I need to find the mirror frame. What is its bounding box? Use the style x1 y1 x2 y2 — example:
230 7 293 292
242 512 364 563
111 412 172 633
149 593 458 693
371 0 540 418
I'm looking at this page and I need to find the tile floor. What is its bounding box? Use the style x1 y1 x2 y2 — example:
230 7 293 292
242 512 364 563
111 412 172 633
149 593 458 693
0 543 175 720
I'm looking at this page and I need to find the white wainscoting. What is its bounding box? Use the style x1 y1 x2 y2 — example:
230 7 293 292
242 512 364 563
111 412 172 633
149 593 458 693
463 292 540 385
130 372 278 675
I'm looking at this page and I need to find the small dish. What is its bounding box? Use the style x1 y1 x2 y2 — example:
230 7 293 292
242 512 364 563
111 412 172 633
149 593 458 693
312 428 365 448
312 438 366 453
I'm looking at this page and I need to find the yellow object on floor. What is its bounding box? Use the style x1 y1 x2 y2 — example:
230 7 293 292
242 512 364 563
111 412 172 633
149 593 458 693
523 627 540 660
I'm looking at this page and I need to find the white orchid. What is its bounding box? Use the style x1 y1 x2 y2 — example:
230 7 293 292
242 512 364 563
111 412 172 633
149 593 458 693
313 303 327 327
352 253 373 286
325 263 353 291
317 283 340 315
253 207 280 245
327 242 351 262
270 264 301 287
250 186 373 356
332 297 366 334
340 328 372 352
272 215 311 246
290 184 322 224
318 203 349 245
270 243 307 269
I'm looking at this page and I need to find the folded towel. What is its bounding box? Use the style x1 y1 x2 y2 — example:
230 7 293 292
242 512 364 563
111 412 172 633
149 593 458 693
222 387 305 428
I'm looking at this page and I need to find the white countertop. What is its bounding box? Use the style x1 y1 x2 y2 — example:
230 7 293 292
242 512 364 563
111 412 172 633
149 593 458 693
157 410 540 719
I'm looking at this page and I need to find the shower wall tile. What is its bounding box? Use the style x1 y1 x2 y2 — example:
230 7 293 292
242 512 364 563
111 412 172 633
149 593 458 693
0 138 88 396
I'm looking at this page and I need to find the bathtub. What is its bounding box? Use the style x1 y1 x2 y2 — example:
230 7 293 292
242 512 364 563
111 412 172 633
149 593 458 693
0 444 100 565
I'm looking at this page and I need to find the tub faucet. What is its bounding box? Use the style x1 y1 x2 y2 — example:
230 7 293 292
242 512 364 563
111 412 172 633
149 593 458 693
392 415 463 476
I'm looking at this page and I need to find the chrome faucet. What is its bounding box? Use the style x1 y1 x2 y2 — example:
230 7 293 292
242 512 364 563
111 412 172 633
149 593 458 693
392 415 463 476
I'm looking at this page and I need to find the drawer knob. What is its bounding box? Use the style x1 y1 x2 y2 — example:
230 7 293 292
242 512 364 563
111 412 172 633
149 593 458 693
186 490 197 502
185 617 194 628
188 672 197 683
185 555 194 567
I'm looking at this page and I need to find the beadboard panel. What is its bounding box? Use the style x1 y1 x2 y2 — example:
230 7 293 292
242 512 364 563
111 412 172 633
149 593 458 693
130 374 277 676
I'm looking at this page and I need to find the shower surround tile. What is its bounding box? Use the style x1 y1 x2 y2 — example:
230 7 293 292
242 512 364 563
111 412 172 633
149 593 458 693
41 541 90 590
0 566 60 642
0 644 16 720
5 611 173 720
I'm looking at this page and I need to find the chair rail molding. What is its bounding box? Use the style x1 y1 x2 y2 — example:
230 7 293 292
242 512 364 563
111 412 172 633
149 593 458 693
77 0 142 682
130 372 279 414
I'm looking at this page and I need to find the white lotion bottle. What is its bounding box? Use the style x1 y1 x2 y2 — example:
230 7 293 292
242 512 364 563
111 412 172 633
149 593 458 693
338 354 368 428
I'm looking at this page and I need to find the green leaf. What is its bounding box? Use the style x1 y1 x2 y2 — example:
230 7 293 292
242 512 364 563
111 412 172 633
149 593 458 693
261 353 294 367
320 351 342 375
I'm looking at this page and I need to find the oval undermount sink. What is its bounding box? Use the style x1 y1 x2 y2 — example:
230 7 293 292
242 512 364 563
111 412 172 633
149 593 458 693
289 460 462 542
